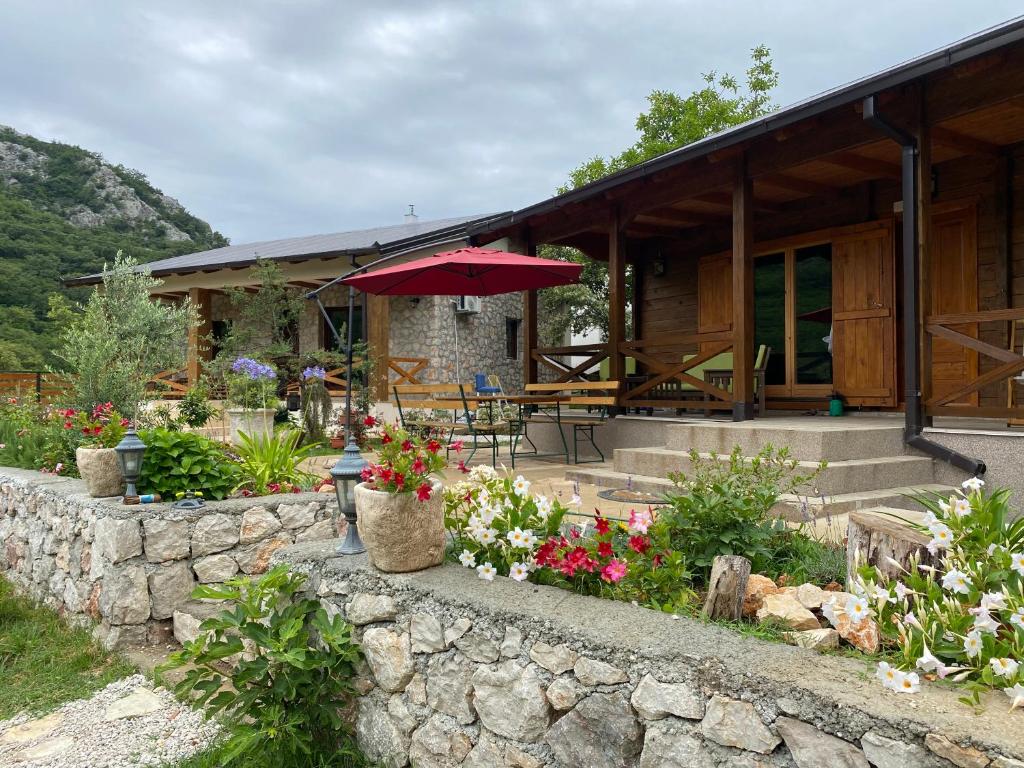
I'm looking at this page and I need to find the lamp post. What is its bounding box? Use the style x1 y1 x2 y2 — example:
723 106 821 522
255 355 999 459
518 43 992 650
114 427 147 503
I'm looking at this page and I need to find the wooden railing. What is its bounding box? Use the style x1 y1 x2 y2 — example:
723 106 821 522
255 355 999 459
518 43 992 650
146 369 190 399
0 371 71 404
388 357 428 386
531 344 610 383
925 308 1024 419
618 331 734 410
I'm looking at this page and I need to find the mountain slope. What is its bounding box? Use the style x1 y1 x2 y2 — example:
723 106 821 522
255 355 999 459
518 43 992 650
0 126 228 369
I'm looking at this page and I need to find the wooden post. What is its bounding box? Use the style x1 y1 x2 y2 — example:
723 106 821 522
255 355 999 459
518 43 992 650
523 238 539 388
915 87 933 425
732 157 755 420
187 287 211 386
366 293 390 401
846 511 936 585
702 555 751 621
608 208 626 385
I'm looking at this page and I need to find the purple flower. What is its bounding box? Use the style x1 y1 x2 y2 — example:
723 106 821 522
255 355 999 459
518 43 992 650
231 357 276 380
303 366 327 381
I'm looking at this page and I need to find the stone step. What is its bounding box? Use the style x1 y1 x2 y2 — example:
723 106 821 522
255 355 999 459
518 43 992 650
664 420 907 462
612 447 936 496
564 465 954 521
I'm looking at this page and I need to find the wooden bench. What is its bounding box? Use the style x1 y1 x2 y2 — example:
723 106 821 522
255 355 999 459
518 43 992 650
392 384 504 465
521 381 619 463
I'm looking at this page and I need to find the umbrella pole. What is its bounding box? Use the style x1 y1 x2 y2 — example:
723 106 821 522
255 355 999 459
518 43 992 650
452 299 462 384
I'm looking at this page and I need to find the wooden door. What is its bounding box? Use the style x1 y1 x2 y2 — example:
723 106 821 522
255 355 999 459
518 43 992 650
831 226 897 406
697 254 732 353
929 206 978 405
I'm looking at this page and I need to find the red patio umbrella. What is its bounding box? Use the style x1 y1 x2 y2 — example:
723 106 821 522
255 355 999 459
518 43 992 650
340 247 582 295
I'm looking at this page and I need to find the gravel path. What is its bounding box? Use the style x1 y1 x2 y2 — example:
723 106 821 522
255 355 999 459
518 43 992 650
0 675 220 767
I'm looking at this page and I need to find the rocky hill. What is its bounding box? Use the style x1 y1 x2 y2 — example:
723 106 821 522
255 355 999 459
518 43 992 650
0 126 227 369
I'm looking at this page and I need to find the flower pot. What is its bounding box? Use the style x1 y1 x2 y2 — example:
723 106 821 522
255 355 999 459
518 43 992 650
226 408 276 446
75 447 125 497
330 436 345 449
354 480 444 573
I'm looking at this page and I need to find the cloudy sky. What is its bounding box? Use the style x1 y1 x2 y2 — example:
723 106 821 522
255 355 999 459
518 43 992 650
2 2 1021 244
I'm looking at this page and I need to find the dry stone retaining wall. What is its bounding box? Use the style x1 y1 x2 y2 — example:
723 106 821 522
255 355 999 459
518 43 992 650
0 468 339 649
279 541 1024 768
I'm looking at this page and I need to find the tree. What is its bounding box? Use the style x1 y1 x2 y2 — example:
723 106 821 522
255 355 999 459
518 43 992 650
539 46 779 343
50 253 199 417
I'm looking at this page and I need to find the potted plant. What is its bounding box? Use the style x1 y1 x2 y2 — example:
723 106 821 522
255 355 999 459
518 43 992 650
354 421 447 572
67 402 129 497
328 422 346 450
225 357 279 446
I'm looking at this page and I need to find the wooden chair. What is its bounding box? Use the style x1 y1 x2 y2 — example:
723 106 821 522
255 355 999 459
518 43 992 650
520 381 620 463
391 384 503 465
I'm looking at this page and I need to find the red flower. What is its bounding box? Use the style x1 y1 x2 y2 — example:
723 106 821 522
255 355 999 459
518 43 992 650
451 440 464 454
426 439 442 454
416 482 432 502
652 553 663 568
457 460 469 474
81 427 91 435
241 489 254 497
291 484 301 493
393 472 405 489
267 483 281 494
63 421 73 430
120 418 130 427
381 432 393 445
401 440 413 452
597 541 614 558
363 415 377 427
570 528 580 540
92 425 103 435
594 515 610 535
360 467 373 482
411 457 426 474
628 536 650 555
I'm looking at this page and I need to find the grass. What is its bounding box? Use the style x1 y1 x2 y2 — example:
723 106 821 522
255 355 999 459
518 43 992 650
171 739 372 768
0 576 135 720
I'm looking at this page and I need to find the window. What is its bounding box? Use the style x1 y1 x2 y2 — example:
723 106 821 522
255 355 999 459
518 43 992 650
505 318 520 359
322 306 363 351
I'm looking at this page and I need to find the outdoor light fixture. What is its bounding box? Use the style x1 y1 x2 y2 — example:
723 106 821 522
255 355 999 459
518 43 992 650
331 440 367 554
114 427 146 502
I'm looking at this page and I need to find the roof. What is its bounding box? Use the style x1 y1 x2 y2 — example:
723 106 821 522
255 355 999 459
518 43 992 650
469 15 1024 238
66 212 508 286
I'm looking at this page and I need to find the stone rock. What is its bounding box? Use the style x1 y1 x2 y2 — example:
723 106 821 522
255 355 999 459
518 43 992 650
239 506 282 544
17 736 76 762
362 627 414 693
546 676 585 710
355 694 410 768
426 654 476 724
95 623 148 651
192 553 238 583
277 501 317 529
861 730 942 768
743 573 781 617
408 714 473 768
406 673 427 706
410 613 445 652
925 734 992 768
776 717 868 767
142 517 189 562
993 759 1024 768
463 731 544 768
355 481 445 572
784 628 840 651
529 641 578 673
500 626 523 658
833 612 881 654
99 563 150 624
444 617 472 647
630 674 704 720
295 519 336 543
546 691 642 768
190 513 239 556
235 535 291 574
103 688 164 720
700 694 780 754
472 660 551 741
454 631 499 663
76 446 124 497
387 694 419 736
0 712 63 744
788 582 829 609
148 561 196 619
347 593 398 625
506 745 544 768
639 718 714 768
94 516 142 563
756 593 820 631
173 604 221 646
574 657 628 686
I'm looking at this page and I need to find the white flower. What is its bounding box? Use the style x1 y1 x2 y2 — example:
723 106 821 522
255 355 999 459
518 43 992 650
991 657 1020 678
916 640 942 673
877 661 901 690
476 562 496 581
508 562 530 582
904 611 924 631
928 522 952 550
474 527 498 545
937 498 951 516
963 630 983 658
980 592 1007 611
512 475 530 496
458 550 476 568
871 584 895 605
523 532 539 550
475 488 490 506
821 598 838 626
962 476 985 492
506 527 533 548
894 582 909 600
972 610 1001 635
1010 608 1024 629
941 568 972 595
846 596 871 624
534 495 552 519
1011 552 1024 577
897 671 921 694
951 497 971 518
467 514 484 532
1005 683 1024 711
570 494 582 506
469 464 497 482
479 505 499 525
922 510 939 527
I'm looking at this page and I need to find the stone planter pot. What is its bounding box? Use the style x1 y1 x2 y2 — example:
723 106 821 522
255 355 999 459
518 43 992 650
75 447 125 497
354 480 444 573
226 408 275 446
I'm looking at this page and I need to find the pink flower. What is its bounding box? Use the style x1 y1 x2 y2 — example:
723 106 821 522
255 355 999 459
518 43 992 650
411 457 426 474
451 440 464 454
597 541 613 558
628 508 654 534
457 460 469 474
601 559 627 583
416 482 432 502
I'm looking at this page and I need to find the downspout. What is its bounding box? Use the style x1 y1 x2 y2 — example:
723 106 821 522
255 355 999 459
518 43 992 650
862 95 985 477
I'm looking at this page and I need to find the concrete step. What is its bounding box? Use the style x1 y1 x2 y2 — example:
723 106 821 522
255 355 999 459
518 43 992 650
664 420 907 462
612 447 936 496
564 465 954 521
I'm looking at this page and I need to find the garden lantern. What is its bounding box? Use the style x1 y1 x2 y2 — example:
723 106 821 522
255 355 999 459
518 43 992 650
331 440 367 554
114 427 146 501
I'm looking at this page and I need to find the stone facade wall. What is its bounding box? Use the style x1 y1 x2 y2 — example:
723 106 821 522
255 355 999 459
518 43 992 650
280 542 1024 768
0 469 339 650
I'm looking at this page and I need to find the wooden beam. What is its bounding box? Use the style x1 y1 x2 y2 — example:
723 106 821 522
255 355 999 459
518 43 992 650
607 210 626 385
732 156 755 420
639 208 728 227
931 125 1000 157
696 191 784 213
187 287 211 386
757 174 838 197
287 280 329 289
818 151 901 179
618 158 736 222
366 293 390 400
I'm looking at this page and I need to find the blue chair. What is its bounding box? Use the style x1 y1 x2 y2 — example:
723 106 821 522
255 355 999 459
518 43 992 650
475 372 501 395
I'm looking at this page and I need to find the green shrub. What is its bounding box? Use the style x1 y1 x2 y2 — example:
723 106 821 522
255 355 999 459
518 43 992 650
160 566 363 766
178 383 219 429
138 428 238 500
233 428 316 495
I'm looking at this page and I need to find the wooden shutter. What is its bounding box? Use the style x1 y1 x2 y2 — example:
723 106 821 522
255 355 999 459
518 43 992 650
697 254 732 353
832 226 897 406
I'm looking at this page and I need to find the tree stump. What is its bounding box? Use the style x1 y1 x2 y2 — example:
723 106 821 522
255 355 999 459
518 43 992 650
702 555 752 621
846 510 937 584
